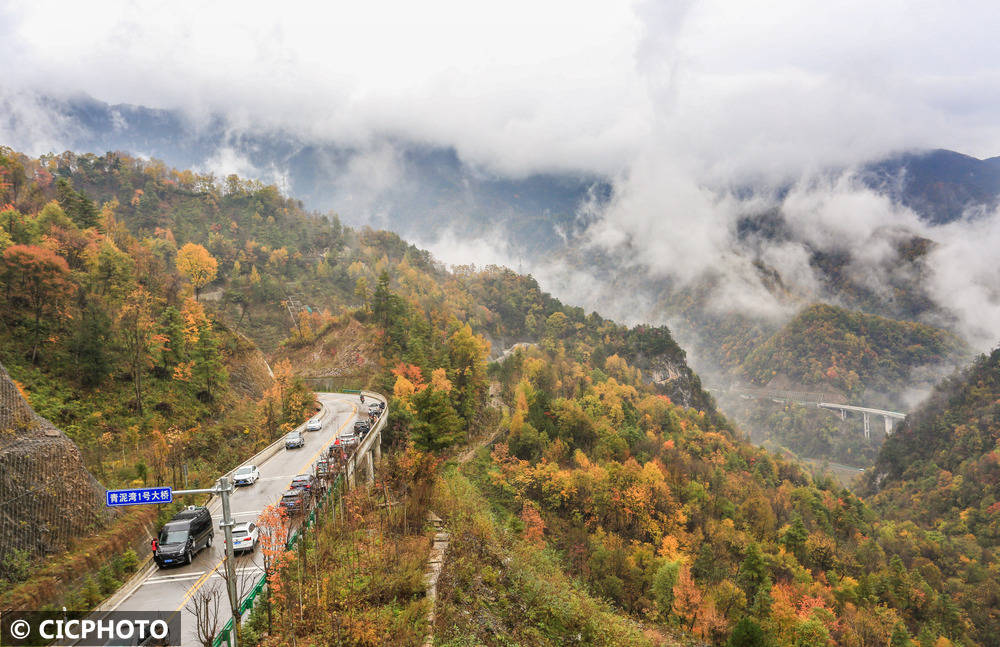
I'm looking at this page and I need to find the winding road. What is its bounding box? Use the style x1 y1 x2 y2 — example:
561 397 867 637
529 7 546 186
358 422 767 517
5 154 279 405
100 392 368 646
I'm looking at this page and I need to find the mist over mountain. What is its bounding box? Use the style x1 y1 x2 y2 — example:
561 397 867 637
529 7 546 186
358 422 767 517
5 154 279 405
0 93 610 257
5 91 1000 375
6 94 1000 249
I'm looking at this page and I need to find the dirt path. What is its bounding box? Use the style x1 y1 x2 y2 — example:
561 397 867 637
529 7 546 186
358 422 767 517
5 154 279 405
455 381 507 465
423 384 506 645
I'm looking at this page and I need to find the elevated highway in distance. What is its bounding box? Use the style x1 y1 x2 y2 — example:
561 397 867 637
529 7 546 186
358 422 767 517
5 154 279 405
714 386 907 439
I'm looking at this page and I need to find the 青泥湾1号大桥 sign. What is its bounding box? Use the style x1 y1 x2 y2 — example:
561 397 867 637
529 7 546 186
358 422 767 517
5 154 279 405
105 487 172 506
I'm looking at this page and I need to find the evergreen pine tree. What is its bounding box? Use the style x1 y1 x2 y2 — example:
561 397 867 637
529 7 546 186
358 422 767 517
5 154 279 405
738 543 770 601
191 323 228 400
781 514 808 563
728 617 768 647
410 385 464 451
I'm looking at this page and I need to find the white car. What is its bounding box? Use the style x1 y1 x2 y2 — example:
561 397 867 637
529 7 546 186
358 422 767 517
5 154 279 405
306 417 323 431
233 464 260 486
338 428 359 446
226 521 258 553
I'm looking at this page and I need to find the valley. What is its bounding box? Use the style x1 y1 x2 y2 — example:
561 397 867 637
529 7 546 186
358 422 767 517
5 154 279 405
1 145 998 646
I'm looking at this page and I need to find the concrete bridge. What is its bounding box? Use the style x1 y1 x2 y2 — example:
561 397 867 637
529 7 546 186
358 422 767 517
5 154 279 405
715 386 906 439
341 390 385 489
815 402 905 439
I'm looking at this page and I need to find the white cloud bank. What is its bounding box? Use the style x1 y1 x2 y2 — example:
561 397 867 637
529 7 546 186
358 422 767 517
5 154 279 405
3 0 1000 351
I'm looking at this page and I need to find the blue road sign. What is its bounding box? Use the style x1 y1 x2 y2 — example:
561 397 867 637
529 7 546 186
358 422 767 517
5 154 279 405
105 486 172 506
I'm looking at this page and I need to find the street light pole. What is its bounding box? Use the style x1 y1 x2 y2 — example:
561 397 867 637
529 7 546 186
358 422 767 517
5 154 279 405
219 476 240 647
171 477 240 647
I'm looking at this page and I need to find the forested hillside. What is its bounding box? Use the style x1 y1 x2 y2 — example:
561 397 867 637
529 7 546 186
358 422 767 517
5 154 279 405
739 304 964 402
719 303 967 469
1 147 996 646
865 347 1000 641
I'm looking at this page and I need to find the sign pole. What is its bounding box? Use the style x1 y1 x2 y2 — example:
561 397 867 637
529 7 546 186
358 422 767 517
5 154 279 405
219 476 240 647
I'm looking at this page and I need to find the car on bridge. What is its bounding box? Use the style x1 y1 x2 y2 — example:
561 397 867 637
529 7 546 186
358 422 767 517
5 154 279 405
153 506 214 567
354 420 371 436
285 430 305 449
306 417 323 431
280 488 308 515
226 521 259 554
290 473 316 493
338 428 359 447
233 464 260 486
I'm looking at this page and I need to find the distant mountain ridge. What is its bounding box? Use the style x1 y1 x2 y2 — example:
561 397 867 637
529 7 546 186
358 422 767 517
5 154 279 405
2 93 608 256
2 93 998 257
860 148 1000 224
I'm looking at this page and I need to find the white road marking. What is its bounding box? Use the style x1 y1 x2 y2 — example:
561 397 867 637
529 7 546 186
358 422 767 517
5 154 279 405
146 565 263 585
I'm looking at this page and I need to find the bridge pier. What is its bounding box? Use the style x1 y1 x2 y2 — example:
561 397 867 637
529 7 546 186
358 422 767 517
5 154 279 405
884 416 893 435
840 409 846 421
347 455 357 489
374 430 382 465
365 450 375 484
863 413 871 440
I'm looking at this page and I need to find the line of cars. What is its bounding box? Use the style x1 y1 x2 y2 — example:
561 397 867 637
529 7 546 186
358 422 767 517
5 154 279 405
284 413 324 449
152 400 382 568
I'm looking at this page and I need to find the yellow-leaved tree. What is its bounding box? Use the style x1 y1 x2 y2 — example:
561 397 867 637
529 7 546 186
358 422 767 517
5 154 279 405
175 242 218 300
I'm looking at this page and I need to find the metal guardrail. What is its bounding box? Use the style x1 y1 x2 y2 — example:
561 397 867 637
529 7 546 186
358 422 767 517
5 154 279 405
212 472 345 647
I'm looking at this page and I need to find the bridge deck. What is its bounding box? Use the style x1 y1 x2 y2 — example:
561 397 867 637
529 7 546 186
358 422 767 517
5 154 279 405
817 402 906 419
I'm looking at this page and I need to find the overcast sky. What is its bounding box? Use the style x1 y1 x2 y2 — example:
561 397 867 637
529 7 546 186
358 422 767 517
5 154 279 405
4 0 1000 180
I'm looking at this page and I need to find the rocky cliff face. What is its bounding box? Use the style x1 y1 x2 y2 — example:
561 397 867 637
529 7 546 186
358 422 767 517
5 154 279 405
225 331 276 400
643 353 716 413
0 362 110 569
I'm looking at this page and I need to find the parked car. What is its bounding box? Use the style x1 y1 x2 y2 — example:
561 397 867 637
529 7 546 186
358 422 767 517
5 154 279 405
153 506 214 567
368 403 381 416
233 464 260 486
285 430 305 449
226 521 258 553
371 401 385 413
280 488 308 514
338 429 359 446
290 473 316 492
354 420 371 435
306 417 323 431
315 459 331 478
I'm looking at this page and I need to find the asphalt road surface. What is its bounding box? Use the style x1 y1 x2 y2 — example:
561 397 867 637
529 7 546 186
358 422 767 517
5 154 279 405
106 392 363 646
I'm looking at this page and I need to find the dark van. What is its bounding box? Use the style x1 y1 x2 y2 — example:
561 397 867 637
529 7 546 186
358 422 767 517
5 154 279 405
153 506 214 567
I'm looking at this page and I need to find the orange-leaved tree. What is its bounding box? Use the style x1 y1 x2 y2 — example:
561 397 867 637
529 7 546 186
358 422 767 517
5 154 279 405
1 244 74 363
257 503 291 633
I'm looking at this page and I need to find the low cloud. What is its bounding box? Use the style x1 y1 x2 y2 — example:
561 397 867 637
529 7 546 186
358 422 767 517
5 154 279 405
2 0 1000 361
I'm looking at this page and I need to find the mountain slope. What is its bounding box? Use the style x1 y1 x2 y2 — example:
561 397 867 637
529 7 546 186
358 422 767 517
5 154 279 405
0 361 110 569
1 145 991 644
738 303 966 404
861 148 1000 224
865 347 1000 643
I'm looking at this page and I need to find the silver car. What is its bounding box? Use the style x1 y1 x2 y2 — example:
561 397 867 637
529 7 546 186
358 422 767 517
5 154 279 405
285 431 305 449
